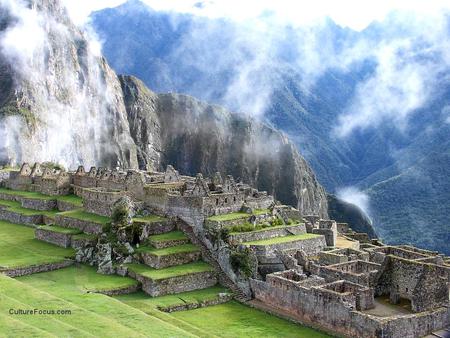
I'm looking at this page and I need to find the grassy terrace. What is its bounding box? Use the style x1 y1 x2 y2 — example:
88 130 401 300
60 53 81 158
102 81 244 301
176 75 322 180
37 224 82 235
229 224 289 235
58 209 110 225
133 214 167 223
72 233 97 241
115 286 230 311
9 266 191 337
0 221 74 268
55 194 83 207
137 243 200 256
0 188 54 200
126 262 214 280
0 187 83 207
172 301 329 338
207 209 270 222
207 212 249 222
0 199 59 218
244 233 322 246
149 230 187 242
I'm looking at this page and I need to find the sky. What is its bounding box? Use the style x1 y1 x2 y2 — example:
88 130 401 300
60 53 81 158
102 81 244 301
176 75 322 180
62 0 450 30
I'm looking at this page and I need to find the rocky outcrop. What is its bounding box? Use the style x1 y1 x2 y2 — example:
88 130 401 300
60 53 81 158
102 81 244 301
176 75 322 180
120 76 328 217
0 0 138 168
327 194 377 238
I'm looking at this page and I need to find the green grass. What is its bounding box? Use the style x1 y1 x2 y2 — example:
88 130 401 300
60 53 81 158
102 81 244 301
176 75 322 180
229 224 288 235
171 301 330 338
7 267 193 337
56 194 83 207
0 187 54 200
0 198 59 218
115 286 230 311
72 233 97 241
148 230 187 242
244 233 322 246
0 220 74 268
133 214 166 223
253 209 269 215
37 224 82 235
137 243 200 256
207 212 249 222
126 261 214 280
58 209 110 225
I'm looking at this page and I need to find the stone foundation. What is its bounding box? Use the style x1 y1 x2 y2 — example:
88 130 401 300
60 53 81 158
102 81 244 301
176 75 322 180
55 215 103 235
159 293 233 312
128 270 217 297
0 209 42 226
35 228 75 248
228 224 306 244
140 250 201 269
0 260 74 277
21 198 57 211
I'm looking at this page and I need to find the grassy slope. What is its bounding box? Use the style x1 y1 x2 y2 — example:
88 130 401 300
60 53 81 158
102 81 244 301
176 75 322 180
137 243 199 256
37 225 82 235
8 267 193 337
0 199 59 217
0 221 74 268
244 233 321 246
126 262 214 280
115 286 230 310
148 230 187 242
58 209 110 225
172 301 330 338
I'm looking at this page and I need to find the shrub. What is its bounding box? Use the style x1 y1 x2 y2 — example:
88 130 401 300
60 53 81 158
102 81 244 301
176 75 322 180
230 247 254 278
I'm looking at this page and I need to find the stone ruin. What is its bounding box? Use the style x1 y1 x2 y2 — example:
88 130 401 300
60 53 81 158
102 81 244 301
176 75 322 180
2 162 449 338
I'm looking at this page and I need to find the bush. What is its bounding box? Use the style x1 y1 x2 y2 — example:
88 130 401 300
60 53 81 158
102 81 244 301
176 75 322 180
230 247 254 278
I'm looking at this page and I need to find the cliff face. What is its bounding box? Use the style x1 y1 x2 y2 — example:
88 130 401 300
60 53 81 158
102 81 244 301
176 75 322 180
0 0 138 168
120 76 328 217
0 0 328 217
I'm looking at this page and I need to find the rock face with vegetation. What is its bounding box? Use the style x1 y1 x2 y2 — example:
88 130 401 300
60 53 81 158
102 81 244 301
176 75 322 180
0 0 329 217
327 194 377 238
120 76 328 216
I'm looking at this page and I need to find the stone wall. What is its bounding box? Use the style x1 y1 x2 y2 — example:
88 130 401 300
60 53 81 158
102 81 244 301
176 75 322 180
0 208 43 226
139 250 201 269
376 255 450 312
250 277 450 338
250 235 327 257
21 198 57 211
35 228 73 248
0 260 73 277
228 224 307 244
55 215 104 235
128 269 217 297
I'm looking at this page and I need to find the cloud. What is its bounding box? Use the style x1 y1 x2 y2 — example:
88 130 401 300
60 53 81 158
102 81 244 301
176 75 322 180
63 0 450 31
337 186 371 218
0 0 134 168
334 11 450 137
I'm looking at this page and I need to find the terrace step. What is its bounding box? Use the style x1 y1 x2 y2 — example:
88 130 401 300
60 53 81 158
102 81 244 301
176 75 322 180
70 233 98 249
35 225 81 248
243 233 327 256
147 231 190 249
125 262 217 297
132 216 174 237
136 243 201 269
228 224 307 244
0 199 57 226
55 209 110 235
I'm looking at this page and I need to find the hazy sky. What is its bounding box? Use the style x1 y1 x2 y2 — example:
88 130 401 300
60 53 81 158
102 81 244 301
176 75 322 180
62 0 450 30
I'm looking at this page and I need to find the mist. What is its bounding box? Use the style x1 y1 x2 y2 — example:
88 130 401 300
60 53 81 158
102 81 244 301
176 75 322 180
0 0 135 169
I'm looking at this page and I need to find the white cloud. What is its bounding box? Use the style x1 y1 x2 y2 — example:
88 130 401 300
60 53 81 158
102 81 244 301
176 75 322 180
337 186 371 218
62 0 450 30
